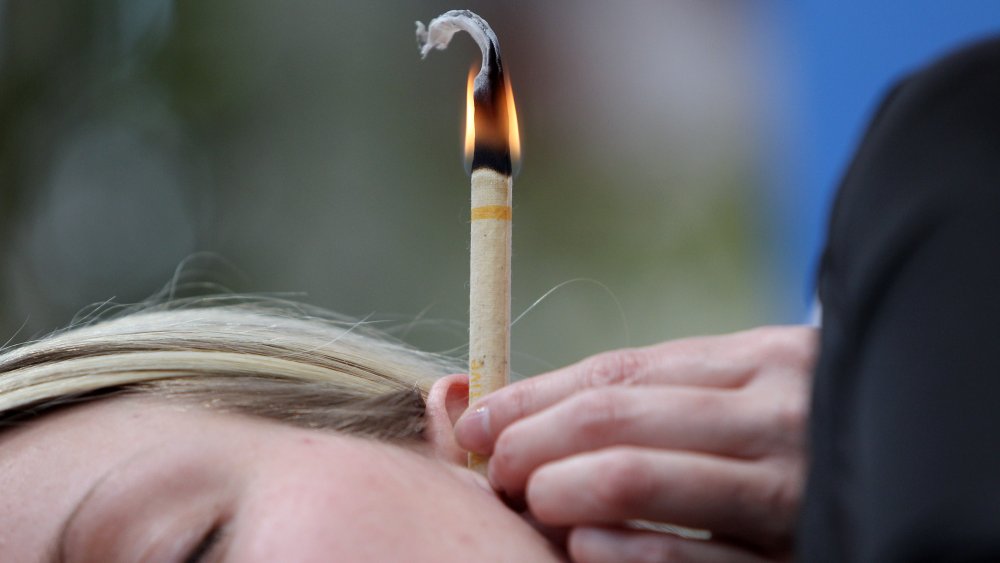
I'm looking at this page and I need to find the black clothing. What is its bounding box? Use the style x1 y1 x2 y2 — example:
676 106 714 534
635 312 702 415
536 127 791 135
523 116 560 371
799 37 1000 562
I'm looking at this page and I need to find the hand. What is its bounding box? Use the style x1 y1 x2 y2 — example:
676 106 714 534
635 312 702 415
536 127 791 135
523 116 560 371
454 326 817 562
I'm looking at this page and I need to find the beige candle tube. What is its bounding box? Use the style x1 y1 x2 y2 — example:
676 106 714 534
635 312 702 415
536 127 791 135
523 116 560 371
468 168 512 473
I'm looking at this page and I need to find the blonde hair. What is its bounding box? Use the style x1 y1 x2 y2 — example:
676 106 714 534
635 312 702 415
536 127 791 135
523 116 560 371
0 298 461 441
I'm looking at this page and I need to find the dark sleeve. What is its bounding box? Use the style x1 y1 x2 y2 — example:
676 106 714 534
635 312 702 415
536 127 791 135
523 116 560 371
799 36 1000 563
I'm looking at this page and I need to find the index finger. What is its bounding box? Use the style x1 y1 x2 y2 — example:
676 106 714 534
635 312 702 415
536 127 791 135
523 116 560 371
454 334 754 455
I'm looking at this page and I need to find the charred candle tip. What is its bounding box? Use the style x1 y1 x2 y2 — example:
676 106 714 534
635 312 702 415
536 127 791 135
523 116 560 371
416 10 518 176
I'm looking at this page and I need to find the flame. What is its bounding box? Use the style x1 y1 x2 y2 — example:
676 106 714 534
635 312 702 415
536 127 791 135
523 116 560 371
464 67 476 162
464 67 522 168
505 74 521 165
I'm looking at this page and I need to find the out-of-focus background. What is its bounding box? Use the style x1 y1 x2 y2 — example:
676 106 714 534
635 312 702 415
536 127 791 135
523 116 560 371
1 1 997 375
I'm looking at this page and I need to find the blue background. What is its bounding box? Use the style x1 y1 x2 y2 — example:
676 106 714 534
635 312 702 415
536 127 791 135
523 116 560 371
779 1 1000 313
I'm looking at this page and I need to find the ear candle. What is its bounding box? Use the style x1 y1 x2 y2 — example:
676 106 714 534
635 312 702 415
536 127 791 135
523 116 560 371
417 10 519 473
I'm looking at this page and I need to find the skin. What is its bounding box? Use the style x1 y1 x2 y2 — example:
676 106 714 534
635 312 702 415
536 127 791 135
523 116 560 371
0 375 564 562
454 326 818 563
0 326 815 562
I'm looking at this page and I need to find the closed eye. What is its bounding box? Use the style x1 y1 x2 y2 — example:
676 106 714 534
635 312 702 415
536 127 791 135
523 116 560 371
184 523 225 563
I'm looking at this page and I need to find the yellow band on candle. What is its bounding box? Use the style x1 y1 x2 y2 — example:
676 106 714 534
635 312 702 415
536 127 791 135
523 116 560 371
471 205 512 221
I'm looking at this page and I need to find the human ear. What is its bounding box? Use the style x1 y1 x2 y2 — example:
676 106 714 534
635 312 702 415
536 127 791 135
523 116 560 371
424 373 470 464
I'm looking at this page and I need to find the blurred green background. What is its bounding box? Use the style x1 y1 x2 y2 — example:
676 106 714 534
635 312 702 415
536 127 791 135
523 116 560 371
0 0 796 375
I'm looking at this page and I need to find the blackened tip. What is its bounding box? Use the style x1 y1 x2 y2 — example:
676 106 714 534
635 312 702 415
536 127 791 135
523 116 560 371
471 146 512 176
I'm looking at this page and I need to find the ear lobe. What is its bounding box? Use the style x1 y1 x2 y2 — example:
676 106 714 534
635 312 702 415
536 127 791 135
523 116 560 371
425 373 470 464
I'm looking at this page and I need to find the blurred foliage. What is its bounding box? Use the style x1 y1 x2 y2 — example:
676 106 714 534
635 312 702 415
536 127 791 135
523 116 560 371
0 0 789 374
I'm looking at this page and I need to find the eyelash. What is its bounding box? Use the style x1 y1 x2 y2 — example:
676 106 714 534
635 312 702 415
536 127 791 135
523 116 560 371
184 523 225 563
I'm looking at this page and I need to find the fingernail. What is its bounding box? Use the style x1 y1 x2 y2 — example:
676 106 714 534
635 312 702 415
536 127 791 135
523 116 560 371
454 405 492 454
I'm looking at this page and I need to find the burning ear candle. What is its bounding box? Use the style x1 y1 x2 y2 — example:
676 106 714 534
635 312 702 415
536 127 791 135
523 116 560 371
417 10 520 473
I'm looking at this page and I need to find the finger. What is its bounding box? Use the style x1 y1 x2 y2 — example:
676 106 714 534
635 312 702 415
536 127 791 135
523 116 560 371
570 527 772 563
455 336 756 455
526 447 798 548
489 386 765 496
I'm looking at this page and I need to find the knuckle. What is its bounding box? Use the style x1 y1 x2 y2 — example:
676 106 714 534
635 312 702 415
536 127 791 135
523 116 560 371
740 388 807 456
503 381 537 422
570 390 630 442
591 450 653 514
751 326 792 359
778 327 818 367
735 463 802 543
773 392 808 441
762 474 798 519
758 325 818 369
583 349 644 388
755 381 808 452
756 467 801 540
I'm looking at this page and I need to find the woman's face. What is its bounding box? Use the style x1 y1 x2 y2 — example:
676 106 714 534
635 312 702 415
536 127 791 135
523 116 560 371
0 396 563 561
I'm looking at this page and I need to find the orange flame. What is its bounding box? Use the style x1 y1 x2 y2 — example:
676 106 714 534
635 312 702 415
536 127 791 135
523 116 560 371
464 68 521 168
505 74 521 165
464 67 476 161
